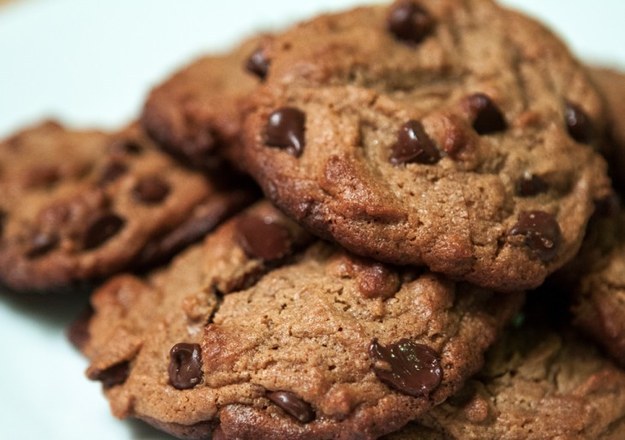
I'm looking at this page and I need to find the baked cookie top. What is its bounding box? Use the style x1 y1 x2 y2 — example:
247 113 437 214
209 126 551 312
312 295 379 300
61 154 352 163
387 322 625 440
141 35 267 170
241 0 611 291
0 121 255 291
79 202 522 440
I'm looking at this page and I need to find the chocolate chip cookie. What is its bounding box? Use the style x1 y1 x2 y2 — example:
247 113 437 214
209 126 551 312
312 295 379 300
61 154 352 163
78 201 522 440
141 35 268 170
0 121 255 291
386 323 625 440
569 206 625 367
241 0 612 291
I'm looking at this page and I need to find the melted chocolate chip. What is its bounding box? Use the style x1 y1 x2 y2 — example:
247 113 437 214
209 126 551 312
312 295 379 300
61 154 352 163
465 93 507 135
236 215 292 261
265 107 306 157
510 211 562 262
132 176 170 204
82 213 125 250
168 343 203 390
98 161 128 186
267 391 315 423
245 47 270 80
516 172 548 197
387 0 434 44
369 338 442 397
25 232 59 259
565 101 593 143
92 361 130 389
390 120 440 165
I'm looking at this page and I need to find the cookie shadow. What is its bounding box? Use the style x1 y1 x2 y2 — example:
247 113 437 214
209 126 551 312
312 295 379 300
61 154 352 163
127 419 178 440
0 283 92 329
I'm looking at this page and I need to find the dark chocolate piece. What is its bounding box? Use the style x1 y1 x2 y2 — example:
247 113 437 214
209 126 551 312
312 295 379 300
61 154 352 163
510 211 562 262
267 391 315 423
387 0 434 44
369 338 442 397
390 120 440 165
236 215 292 261
169 343 203 390
265 107 306 157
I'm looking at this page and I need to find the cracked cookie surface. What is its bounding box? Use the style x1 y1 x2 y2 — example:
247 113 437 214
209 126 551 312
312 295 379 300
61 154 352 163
77 201 522 440
241 0 611 291
0 121 255 291
386 321 625 440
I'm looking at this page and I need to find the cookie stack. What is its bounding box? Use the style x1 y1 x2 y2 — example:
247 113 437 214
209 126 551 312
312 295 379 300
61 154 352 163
3 0 625 439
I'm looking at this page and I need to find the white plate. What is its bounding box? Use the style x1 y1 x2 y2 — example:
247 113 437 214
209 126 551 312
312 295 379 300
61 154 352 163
0 1 623 439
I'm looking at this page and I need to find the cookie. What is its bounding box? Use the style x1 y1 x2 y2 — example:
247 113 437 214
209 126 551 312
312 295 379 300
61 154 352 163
570 206 625 367
141 35 268 170
77 201 522 440
241 0 612 292
0 121 256 291
591 67 625 194
385 323 625 440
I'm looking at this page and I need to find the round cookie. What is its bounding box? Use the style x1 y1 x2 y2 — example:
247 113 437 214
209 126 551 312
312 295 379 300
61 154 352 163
0 121 255 292
385 323 625 440
241 0 612 291
78 202 522 440
141 35 269 170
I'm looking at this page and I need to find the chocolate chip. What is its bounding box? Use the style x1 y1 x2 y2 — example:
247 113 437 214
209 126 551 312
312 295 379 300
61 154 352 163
91 361 130 389
132 176 170 204
516 172 548 197
387 0 434 44
267 391 315 423
245 47 270 80
510 211 562 262
97 161 128 186
565 101 593 143
390 120 440 165
82 213 125 250
369 338 442 397
168 343 203 390
236 215 292 261
265 107 306 157
25 232 59 259
464 93 507 135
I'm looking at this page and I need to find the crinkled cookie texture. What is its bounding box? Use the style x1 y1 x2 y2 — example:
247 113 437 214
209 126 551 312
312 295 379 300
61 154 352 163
78 201 522 440
571 208 625 368
141 35 267 170
241 0 612 291
591 67 625 194
385 323 625 440
0 121 255 291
